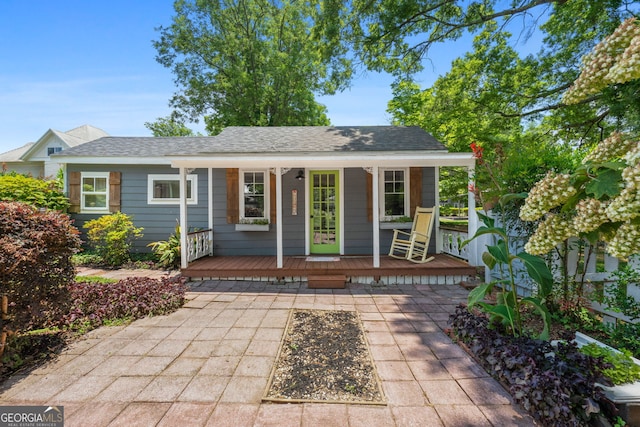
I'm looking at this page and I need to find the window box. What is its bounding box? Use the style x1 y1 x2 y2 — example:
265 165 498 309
379 222 412 230
235 223 270 231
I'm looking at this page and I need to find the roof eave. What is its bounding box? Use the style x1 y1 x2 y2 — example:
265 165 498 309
52 156 172 165
169 151 474 168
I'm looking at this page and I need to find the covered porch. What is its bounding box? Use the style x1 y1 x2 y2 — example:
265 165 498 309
169 127 481 280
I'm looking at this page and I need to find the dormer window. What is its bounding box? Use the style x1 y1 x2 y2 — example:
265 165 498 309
47 147 62 156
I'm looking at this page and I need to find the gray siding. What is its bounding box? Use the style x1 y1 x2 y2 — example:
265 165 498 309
68 165 437 256
209 168 306 256
68 165 209 252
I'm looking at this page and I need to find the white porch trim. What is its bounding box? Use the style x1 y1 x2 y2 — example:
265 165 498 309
372 166 380 268
276 167 284 268
179 167 188 269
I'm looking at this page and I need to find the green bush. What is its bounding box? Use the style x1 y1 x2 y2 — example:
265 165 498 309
71 251 103 266
148 226 181 269
0 173 69 211
83 212 143 266
0 201 81 331
601 322 640 359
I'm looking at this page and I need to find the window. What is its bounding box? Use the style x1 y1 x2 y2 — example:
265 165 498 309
380 168 409 218
47 147 62 156
241 170 268 219
81 172 109 212
147 174 198 204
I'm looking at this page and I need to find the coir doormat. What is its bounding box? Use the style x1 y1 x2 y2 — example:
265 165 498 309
263 309 385 404
305 256 341 262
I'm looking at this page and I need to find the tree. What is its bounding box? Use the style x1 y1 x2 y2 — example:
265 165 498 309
347 0 636 143
154 0 352 134
379 1 637 211
387 26 579 208
145 116 195 137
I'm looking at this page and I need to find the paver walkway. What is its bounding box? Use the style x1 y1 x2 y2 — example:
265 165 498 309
0 273 535 426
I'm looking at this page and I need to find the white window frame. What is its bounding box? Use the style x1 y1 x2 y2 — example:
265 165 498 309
240 169 269 221
379 167 410 219
147 174 198 205
81 172 110 213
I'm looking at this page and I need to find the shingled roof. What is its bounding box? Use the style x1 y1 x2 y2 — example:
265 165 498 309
56 126 446 158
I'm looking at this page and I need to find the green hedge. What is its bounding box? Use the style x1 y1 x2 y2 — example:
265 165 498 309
0 173 69 211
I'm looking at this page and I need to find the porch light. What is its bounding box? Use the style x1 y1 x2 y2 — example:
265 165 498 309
296 170 305 181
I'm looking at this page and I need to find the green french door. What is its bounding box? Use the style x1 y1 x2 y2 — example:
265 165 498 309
310 170 340 254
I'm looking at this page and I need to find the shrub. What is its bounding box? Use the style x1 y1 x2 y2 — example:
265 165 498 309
83 212 143 266
62 276 187 330
602 265 640 321
148 226 181 269
71 251 104 266
0 173 69 211
449 305 618 426
0 201 81 332
601 322 640 359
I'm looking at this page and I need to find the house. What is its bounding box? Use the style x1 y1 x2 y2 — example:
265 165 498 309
0 125 109 178
54 126 480 283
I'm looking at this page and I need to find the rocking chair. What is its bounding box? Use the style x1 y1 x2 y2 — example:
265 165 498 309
388 207 435 263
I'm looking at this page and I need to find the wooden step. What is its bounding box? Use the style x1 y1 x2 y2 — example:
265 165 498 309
307 274 346 289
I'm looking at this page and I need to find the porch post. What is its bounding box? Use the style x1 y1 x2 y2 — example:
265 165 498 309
467 164 480 267
372 166 380 268
435 166 442 254
208 168 214 255
179 167 189 269
275 167 283 268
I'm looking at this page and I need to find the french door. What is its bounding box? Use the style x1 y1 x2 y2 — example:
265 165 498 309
309 170 340 254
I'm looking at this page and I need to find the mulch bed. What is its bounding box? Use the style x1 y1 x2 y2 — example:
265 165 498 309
263 309 385 404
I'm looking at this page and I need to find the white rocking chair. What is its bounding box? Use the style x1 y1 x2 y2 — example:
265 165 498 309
388 207 435 263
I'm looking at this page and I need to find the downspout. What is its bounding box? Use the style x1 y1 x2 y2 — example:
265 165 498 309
179 167 188 269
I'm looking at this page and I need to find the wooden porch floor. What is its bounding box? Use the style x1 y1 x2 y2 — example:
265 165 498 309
182 254 477 282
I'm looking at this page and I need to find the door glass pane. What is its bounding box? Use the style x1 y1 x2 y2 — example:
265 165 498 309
312 172 336 246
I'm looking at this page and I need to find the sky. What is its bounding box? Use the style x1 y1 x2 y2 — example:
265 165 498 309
0 1 539 154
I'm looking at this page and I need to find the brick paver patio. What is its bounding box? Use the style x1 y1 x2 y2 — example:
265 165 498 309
0 278 536 426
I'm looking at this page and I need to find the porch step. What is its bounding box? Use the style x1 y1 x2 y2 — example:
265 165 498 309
307 274 346 289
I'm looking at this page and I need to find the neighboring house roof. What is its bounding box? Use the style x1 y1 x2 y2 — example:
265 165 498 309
19 125 109 161
0 142 35 162
62 124 110 144
57 126 447 158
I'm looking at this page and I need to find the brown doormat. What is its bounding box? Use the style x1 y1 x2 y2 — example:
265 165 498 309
263 309 386 405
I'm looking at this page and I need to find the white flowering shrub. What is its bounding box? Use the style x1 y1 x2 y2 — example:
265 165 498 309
519 172 576 221
521 133 640 259
564 18 640 105
521 18 640 261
